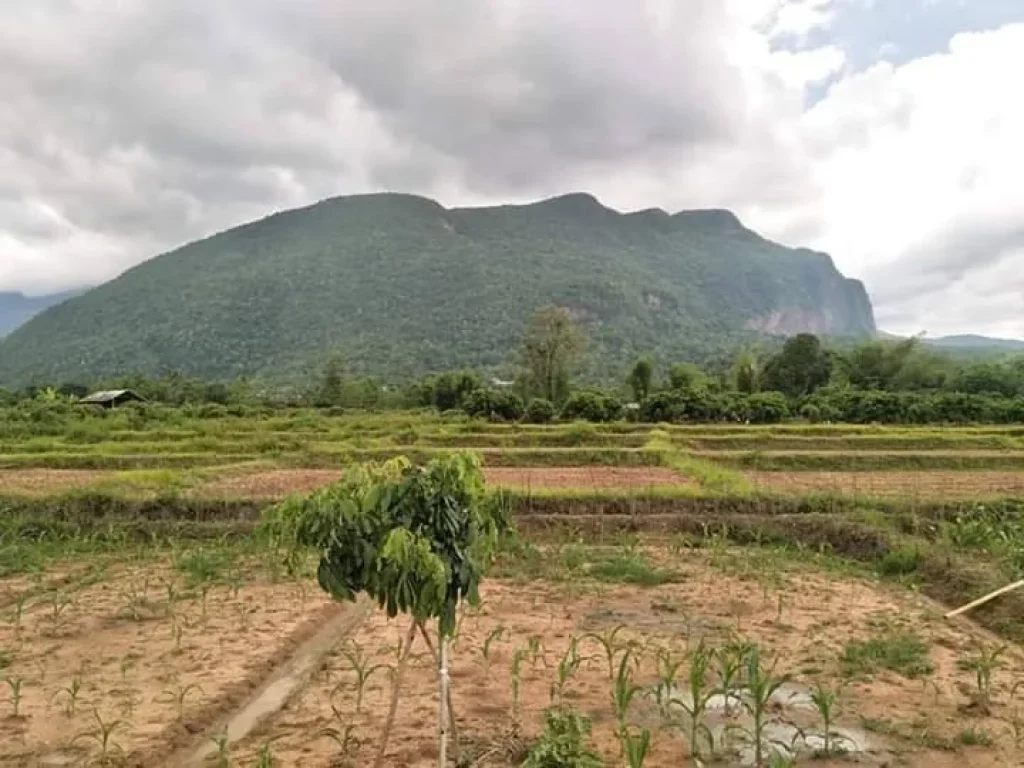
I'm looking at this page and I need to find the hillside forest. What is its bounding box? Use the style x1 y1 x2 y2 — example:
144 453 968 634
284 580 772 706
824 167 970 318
4 307 1024 427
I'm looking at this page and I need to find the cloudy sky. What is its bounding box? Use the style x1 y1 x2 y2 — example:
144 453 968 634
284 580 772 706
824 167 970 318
2 0 1022 338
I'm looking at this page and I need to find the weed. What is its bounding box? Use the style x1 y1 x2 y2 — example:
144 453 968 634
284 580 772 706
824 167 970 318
841 630 934 679
521 708 602 768
956 727 993 747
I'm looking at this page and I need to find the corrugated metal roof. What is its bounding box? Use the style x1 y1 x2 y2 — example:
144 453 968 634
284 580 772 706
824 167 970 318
78 389 137 404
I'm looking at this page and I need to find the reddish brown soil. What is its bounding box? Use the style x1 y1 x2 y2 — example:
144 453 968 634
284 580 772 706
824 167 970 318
482 466 690 490
0 468 117 494
199 469 345 499
746 470 1024 499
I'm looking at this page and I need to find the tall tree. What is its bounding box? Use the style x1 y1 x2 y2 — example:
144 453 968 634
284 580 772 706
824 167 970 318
627 356 654 401
518 306 585 404
760 333 832 397
730 349 759 394
313 353 346 407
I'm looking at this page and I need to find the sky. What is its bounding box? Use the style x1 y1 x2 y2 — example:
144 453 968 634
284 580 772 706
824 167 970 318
2 0 1022 338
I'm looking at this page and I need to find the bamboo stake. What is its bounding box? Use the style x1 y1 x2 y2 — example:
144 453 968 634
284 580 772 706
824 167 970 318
438 636 450 768
419 623 461 762
945 579 1024 619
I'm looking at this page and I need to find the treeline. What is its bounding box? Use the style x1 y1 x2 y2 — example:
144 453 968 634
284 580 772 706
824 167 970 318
2 307 1023 426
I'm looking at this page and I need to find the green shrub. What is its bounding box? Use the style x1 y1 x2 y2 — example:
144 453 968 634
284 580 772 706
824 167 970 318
522 709 603 768
524 398 556 424
462 388 524 422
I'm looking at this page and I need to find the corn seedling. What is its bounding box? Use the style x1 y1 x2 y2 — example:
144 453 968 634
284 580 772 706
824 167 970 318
673 643 716 761
335 643 388 714
585 625 629 681
157 681 203 720
808 680 849 757
611 649 643 738
54 672 85 717
550 636 585 708
320 705 360 764
527 634 548 670
255 738 283 768
210 728 231 768
511 647 528 726
72 710 125 766
7 593 29 636
1008 708 1024 750
3 676 24 717
716 642 753 718
481 626 508 671
652 646 685 726
619 725 652 768
732 647 792 768
43 591 73 635
959 642 1006 714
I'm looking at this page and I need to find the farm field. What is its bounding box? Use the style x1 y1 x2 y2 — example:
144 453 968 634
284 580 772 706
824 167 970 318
2 409 1024 766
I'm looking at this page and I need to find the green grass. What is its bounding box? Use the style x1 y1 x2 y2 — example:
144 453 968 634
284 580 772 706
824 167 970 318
841 629 935 679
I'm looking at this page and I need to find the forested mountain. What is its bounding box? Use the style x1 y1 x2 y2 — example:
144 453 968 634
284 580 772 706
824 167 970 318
0 192 875 386
0 291 79 336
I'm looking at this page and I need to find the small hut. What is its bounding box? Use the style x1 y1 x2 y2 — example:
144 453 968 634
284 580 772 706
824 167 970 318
77 389 146 409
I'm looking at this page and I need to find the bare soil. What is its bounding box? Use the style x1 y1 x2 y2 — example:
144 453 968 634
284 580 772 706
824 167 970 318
223 552 1024 767
198 469 344 499
483 466 690 490
0 559 345 766
0 469 118 496
746 470 1024 499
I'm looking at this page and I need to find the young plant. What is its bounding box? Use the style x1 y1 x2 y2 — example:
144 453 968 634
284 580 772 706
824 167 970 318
610 648 643 737
335 643 388 714
54 671 85 717
733 647 791 767
808 680 848 757
157 681 203 720
210 727 231 768
619 725 652 768
585 625 629 681
259 453 510 768
959 642 1007 714
3 676 24 717
652 646 685 726
72 710 126 765
550 636 585 708
481 626 508 672
320 705 360 765
673 643 716 761
716 641 753 717
511 647 528 726
521 708 602 768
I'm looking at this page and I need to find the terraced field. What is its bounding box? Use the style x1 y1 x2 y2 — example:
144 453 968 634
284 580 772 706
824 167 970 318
2 410 1024 766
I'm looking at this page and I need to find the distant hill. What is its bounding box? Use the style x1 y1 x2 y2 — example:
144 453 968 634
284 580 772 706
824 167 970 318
926 334 1024 351
0 291 80 336
0 192 876 386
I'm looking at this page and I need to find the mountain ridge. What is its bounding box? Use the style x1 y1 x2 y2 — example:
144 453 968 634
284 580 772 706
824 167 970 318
0 290 82 336
0 192 876 386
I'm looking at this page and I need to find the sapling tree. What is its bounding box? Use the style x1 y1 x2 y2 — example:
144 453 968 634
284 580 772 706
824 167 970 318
261 453 510 768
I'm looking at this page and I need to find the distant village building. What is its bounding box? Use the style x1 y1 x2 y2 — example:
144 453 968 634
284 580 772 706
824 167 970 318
77 389 146 409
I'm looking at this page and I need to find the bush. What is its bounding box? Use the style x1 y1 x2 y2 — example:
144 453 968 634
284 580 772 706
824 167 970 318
743 391 790 424
524 398 556 424
560 391 622 422
462 388 524 422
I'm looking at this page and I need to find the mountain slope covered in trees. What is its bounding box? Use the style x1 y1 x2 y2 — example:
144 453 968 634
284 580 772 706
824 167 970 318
0 192 875 385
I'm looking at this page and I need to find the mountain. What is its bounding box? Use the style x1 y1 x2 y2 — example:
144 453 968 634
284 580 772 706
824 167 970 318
0 192 876 386
926 334 1024 351
0 291 80 336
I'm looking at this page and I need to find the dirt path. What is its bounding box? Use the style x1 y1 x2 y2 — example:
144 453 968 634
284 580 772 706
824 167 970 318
167 600 370 767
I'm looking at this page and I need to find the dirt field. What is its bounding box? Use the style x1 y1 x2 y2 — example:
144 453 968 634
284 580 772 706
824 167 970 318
224 555 1024 767
1 548 1006 766
482 466 690 490
746 470 1024 499
0 469 120 496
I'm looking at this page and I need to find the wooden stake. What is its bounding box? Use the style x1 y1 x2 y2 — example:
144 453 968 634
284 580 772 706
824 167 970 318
373 618 418 768
945 579 1024 619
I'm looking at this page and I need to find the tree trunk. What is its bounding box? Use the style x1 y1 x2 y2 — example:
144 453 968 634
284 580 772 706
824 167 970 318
420 623 461 765
373 618 418 768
